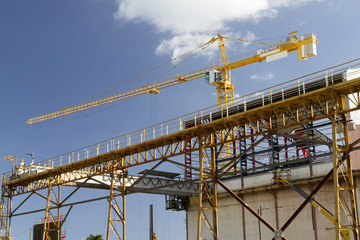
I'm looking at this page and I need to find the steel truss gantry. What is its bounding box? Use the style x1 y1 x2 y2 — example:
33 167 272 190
1 62 360 239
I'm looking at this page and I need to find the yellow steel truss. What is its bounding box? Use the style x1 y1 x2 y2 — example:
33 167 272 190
197 133 218 239
332 94 359 239
106 160 126 240
0 175 12 240
2 67 360 239
42 183 62 240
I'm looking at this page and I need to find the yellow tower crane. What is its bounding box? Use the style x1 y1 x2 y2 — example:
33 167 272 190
27 31 317 125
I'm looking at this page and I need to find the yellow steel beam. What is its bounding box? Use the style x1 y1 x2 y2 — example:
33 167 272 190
197 133 219 240
224 35 317 71
332 95 359 239
26 67 212 125
3 76 360 196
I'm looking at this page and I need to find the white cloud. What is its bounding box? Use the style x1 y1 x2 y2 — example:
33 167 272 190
250 72 275 80
155 33 218 59
242 31 257 47
114 0 272 34
155 31 256 60
114 0 318 57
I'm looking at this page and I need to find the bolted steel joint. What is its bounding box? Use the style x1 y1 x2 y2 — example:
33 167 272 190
274 229 283 240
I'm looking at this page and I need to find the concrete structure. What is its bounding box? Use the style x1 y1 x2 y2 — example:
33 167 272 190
186 125 360 240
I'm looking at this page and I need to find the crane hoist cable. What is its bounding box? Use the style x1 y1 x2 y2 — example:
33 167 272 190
72 38 216 106
221 35 276 46
143 38 215 91
26 37 218 125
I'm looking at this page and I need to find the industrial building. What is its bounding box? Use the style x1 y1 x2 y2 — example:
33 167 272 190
1 32 360 240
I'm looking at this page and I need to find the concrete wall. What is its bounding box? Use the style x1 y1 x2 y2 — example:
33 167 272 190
186 125 360 239
349 124 360 170
186 164 360 240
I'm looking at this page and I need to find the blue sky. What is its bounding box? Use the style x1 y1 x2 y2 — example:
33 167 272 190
1 0 360 239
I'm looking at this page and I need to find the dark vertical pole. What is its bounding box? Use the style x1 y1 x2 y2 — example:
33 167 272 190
308 184 318 240
273 191 279 229
186 212 189 240
150 204 153 240
258 206 262 240
354 176 360 228
306 121 315 177
241 179 246 240
284 137 288 161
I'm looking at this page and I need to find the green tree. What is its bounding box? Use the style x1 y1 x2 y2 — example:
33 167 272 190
86 234 103 240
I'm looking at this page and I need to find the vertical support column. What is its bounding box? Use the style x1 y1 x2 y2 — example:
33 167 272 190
121 159 126 240
42 178 62 240
106 161 126 240
106 168 115 240
197 139 204 240
306 121 315 176
239 138 247 175
342 104 359 240
0 181 12 240
57 186 61 240
332 94 359 240
332 110 341 240
184 139 192 180
149 204 153 240
106 167 115 240
269 134 280 168
197 132 218 240
210 133 218 239
251 129 256 170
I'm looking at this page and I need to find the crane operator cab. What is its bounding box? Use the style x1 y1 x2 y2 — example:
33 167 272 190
205 69 222 85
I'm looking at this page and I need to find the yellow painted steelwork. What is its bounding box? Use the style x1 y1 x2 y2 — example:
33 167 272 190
6 75 360 193
3 64 360 240
331 95 358 240
3 156 17 173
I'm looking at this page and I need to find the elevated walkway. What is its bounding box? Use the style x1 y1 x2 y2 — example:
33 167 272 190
3 64 360 196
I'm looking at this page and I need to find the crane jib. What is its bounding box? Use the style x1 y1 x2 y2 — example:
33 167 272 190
27 32 317 125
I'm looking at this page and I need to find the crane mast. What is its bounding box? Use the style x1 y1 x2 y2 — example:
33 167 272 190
216 34 235 110
27 31 317 125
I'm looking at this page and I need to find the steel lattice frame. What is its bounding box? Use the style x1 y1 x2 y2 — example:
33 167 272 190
106 166 126 240
1 71 360 239
332 93 359 239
